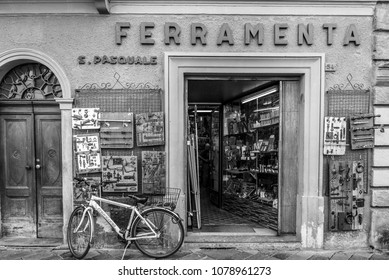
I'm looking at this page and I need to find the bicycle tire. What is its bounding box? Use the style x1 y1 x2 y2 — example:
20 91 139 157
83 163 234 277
67 206 93 259
131 208 184 259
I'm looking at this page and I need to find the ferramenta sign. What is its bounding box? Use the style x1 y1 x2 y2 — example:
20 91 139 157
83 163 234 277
115 22 361 46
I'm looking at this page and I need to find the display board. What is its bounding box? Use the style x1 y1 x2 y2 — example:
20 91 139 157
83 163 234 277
100 112 134 149
72 108 100 130
74 133 101 173
136 112 165 146
142 151 166 194
102 155 138 193
329 160 365 231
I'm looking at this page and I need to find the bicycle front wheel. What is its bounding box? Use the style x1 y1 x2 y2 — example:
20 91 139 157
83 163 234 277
132 208 184 258
67 206 93 259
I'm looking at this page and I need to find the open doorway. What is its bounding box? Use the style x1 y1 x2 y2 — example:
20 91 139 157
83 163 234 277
186 77 290 235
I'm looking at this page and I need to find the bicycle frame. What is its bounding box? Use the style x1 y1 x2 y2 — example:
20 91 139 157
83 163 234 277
74 195 159 241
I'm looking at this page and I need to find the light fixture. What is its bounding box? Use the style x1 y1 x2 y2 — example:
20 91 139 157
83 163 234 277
241 86 278 104
253 106 280 113
196 110 213 113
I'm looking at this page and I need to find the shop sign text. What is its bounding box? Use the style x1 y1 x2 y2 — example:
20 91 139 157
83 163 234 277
77 55 157 65
115 22 361 46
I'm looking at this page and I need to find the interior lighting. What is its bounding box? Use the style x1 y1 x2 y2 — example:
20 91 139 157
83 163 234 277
241 86 278 104
253 106 280 113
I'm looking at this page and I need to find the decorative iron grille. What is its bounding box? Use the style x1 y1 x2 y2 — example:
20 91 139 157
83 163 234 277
0 63 62 99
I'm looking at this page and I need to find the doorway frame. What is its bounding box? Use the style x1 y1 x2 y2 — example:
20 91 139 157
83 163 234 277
0 48 73 242
164 52 325 248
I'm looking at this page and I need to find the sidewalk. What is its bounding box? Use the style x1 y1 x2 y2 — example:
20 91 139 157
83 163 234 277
1 245 389 260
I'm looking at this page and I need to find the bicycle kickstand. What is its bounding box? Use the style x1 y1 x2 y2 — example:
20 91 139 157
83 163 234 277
121 241 132 260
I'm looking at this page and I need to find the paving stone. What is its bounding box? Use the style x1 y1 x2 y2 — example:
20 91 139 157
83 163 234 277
308 251 336 260
330 252 352 260
179 252 210 260
200 249 249 260
369 253 389 260
41 254 63 260
246 253 278 260
286 251 314 260
271 252 297 260
163 251 192 260
349 253 371 260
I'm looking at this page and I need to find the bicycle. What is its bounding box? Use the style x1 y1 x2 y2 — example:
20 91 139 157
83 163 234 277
67 177 184 259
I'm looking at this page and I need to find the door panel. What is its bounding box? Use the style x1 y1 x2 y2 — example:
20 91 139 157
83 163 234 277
35 114 62 238
279 81 300 234
0 114 36 236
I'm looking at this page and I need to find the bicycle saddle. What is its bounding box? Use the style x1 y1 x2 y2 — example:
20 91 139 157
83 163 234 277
128 195 148 204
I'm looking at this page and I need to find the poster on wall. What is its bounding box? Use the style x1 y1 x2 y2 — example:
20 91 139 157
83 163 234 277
135 112 165 146
100 112 134 149
72 108 100 130
101 155 138 193
74 133 101 173
142 151 166 194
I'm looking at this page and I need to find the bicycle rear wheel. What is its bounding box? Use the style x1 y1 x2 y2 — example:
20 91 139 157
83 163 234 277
131 208 184 258
67 206 93 259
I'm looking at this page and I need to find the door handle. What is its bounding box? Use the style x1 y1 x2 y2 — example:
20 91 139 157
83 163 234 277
35 164 41 170
25 165 31 170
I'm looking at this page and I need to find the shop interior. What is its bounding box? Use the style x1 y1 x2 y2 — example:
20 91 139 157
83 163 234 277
186 77 280 235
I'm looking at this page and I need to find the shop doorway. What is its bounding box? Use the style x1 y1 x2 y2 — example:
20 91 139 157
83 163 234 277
186 78 299 235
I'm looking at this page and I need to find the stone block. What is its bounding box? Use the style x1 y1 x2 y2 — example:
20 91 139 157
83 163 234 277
374 106 389 125
373 148 389 166
375 128 389 145
374 87 389 104
372 168 389 187
375 3 389 31
374 34 389 60
372 189 389 207
370 209 389 250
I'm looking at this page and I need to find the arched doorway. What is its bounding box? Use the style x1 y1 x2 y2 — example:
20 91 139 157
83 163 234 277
0 63 63 238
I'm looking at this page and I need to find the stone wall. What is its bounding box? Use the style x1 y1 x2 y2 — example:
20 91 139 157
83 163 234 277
371 1 389 250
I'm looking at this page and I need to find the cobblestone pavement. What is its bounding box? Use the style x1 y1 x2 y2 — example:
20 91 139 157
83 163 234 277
1 246 389 260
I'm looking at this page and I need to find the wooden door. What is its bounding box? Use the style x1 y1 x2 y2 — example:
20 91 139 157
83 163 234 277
35 114 62 238
0 114 36 236
0 103 62 238
279 81 300 234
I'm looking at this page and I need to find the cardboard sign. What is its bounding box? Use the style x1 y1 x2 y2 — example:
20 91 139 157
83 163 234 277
136 112 165 146
77 153 101 173
324 117 346 155
72 108 100 130
142 151 166 194
75 134 100 153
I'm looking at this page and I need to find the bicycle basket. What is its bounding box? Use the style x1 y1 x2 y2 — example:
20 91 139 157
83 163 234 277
148 188 181 211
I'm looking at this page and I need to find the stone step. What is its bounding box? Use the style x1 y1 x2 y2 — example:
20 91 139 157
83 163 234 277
183 233 301 250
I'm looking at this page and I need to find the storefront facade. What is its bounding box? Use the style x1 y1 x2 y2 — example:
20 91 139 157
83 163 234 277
0 0 388 250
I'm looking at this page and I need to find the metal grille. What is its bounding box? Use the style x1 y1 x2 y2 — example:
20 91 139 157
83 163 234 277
73 88 163 195
74 89 162 113
324 90 371 195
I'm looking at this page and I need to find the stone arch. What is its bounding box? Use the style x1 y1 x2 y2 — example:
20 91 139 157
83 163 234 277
0 48 71 99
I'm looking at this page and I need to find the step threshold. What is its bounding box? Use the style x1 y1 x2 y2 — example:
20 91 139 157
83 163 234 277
184 233 301 250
